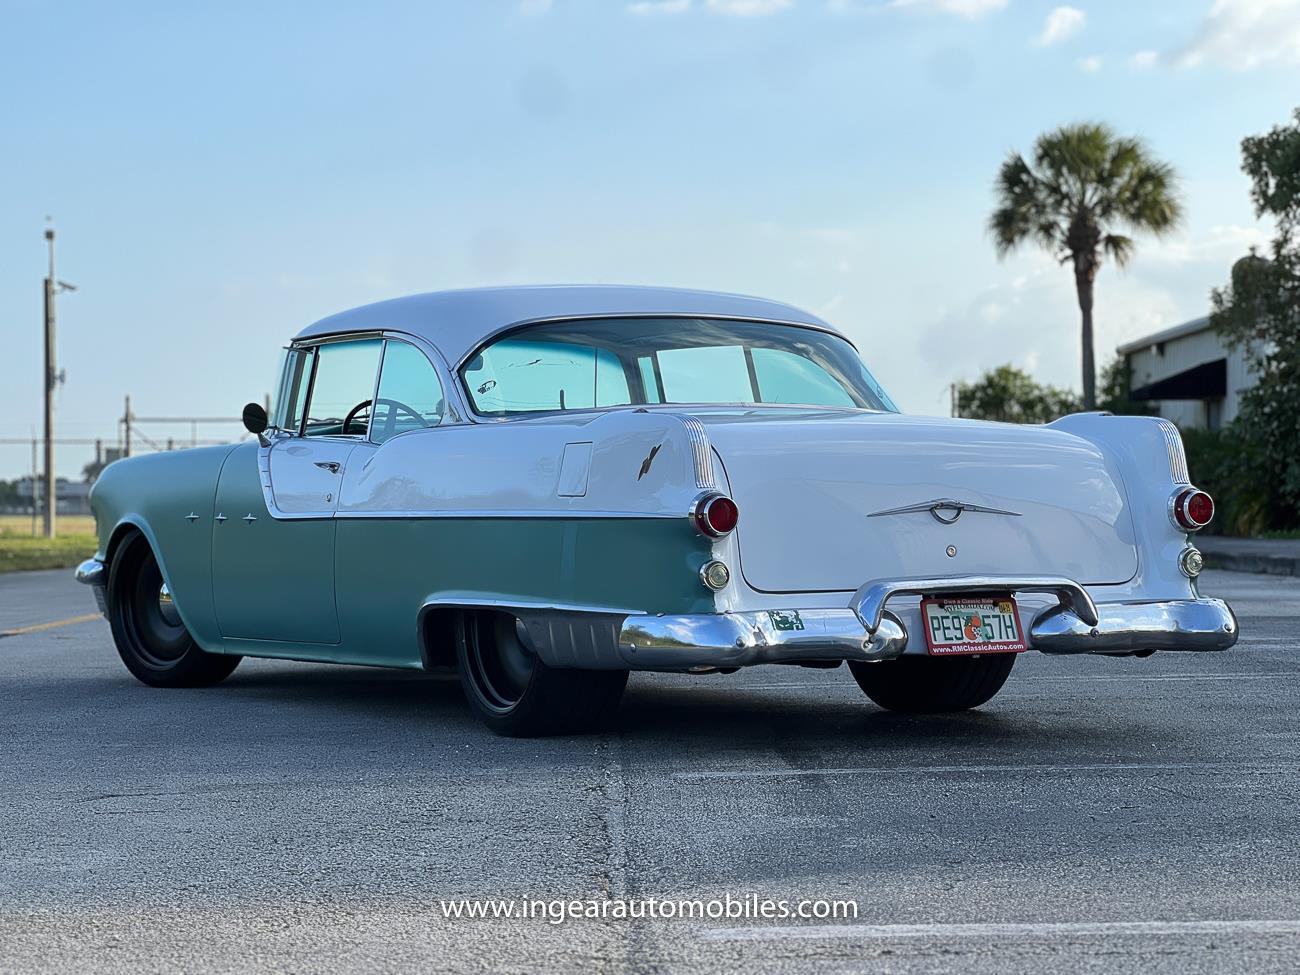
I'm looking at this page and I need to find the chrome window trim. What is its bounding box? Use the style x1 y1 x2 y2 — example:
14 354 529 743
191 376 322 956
454 313 862 375
364 339 387 443
290 328 470 425
366 335 452 445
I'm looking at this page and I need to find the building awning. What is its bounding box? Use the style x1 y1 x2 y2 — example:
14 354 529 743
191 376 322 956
1129 358 1227 401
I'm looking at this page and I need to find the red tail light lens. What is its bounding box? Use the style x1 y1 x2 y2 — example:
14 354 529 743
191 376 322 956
691 493 739 537
1172 488 1214 531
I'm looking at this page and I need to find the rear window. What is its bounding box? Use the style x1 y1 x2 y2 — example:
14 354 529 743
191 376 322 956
460 318 895 416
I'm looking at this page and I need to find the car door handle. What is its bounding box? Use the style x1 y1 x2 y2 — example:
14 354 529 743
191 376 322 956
314 461 342 474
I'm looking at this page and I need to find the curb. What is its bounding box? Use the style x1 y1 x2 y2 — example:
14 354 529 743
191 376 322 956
1200 548 1300 578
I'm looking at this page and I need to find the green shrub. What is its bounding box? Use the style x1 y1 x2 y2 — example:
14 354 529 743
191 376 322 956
1180 428 1274 536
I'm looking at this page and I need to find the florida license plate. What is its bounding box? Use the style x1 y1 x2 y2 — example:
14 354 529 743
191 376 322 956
920 595 1027 655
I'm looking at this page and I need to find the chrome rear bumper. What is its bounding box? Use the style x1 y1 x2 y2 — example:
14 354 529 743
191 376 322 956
616 576 1237 670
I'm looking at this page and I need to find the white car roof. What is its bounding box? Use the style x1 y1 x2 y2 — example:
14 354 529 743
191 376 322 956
293 284 840 368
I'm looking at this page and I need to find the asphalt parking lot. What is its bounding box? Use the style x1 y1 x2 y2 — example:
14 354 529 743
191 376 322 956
2 568 1298 974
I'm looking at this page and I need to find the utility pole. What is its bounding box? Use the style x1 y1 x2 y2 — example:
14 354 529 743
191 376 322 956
41 226 74 538
42 229 57 538
124 396 132 457
30 434 38 537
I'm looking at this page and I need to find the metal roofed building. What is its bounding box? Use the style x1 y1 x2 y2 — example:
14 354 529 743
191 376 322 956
1117 316 1256 431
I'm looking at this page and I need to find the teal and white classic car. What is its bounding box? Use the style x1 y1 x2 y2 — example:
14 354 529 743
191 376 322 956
77 285 1237 736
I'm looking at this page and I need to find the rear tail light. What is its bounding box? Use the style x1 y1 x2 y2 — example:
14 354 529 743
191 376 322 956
691 493 739 537
1171 488 1214 532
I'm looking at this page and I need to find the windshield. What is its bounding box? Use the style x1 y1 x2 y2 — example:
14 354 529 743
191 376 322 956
460 318 897 416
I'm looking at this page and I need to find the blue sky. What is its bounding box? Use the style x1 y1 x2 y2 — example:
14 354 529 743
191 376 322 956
2 0 1298 478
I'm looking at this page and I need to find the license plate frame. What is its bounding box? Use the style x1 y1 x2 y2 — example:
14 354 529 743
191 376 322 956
920 594 1027 656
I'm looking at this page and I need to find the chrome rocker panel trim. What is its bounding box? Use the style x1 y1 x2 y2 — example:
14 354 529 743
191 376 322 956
75 557 109 617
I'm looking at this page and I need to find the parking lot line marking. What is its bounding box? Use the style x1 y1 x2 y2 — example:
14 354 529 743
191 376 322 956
672 761 1299 781
0 613 101 640
702 919 1300 942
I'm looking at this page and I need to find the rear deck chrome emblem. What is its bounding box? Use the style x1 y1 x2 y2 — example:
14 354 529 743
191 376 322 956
868 498 1023 525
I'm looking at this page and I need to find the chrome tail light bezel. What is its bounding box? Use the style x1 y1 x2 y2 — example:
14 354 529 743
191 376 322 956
1170 487 1215 532
690 492 739 537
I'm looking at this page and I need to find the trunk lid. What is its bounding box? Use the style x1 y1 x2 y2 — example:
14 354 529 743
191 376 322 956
700 410 1138 593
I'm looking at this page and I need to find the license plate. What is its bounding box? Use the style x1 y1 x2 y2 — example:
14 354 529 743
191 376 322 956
920 595 1026 656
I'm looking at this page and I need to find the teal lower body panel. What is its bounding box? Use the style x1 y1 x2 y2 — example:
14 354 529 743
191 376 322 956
329 516 715 668
191 516 712 670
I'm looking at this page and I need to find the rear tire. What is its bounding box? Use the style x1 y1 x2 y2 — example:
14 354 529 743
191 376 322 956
456 611 627 737
107 532 241 688
848 653 1015 713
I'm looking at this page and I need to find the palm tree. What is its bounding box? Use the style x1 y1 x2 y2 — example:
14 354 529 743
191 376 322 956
991 123 1182 410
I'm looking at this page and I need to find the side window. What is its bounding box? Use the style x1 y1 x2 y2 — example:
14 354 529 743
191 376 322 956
278 348 315 433
752 348 856 407
302 339 383 437
371 341 446 444
463 339 630 414
657 345 754 403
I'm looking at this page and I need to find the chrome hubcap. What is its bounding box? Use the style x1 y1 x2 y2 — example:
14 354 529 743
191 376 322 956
157 583 181 627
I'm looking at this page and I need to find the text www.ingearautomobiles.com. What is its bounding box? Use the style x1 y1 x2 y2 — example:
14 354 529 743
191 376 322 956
439 895 859 926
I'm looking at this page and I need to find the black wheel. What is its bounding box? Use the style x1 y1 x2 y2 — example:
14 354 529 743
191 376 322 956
455 611 627 737
107 532 241 688
848 653 1016 713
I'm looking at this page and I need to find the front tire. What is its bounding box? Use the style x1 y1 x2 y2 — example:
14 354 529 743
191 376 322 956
848 653 1015 713
455 611 627 737
107 532 241 688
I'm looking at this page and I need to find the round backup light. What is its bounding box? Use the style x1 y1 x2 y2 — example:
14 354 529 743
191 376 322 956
700 560 731 591
1179 547 1205 578
691 493 739 537
1172 488 1215 532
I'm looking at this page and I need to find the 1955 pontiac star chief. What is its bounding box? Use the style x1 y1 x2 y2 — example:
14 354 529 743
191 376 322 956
77 285 1238 735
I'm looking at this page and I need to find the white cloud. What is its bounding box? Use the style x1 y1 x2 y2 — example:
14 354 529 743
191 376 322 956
886 0 1008 18
1141 224 1271 267
1037 6 1085 45
1130 49 1159 67
1077 54 1102 72
705 0 793 13
628 0 690 12
1175 0 1300 69
518 0 553 13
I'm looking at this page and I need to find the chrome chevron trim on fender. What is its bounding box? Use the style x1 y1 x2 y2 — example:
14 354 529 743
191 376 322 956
673 414 716 490
1155 418 1191 485
852 575 1100 633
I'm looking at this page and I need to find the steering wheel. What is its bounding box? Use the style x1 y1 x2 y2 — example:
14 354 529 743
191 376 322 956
342 397 430 437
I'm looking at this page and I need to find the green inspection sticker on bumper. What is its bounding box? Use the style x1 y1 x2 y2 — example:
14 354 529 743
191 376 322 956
768 610 805 632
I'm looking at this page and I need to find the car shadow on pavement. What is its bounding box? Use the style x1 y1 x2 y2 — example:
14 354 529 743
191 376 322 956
92 659 1160 755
